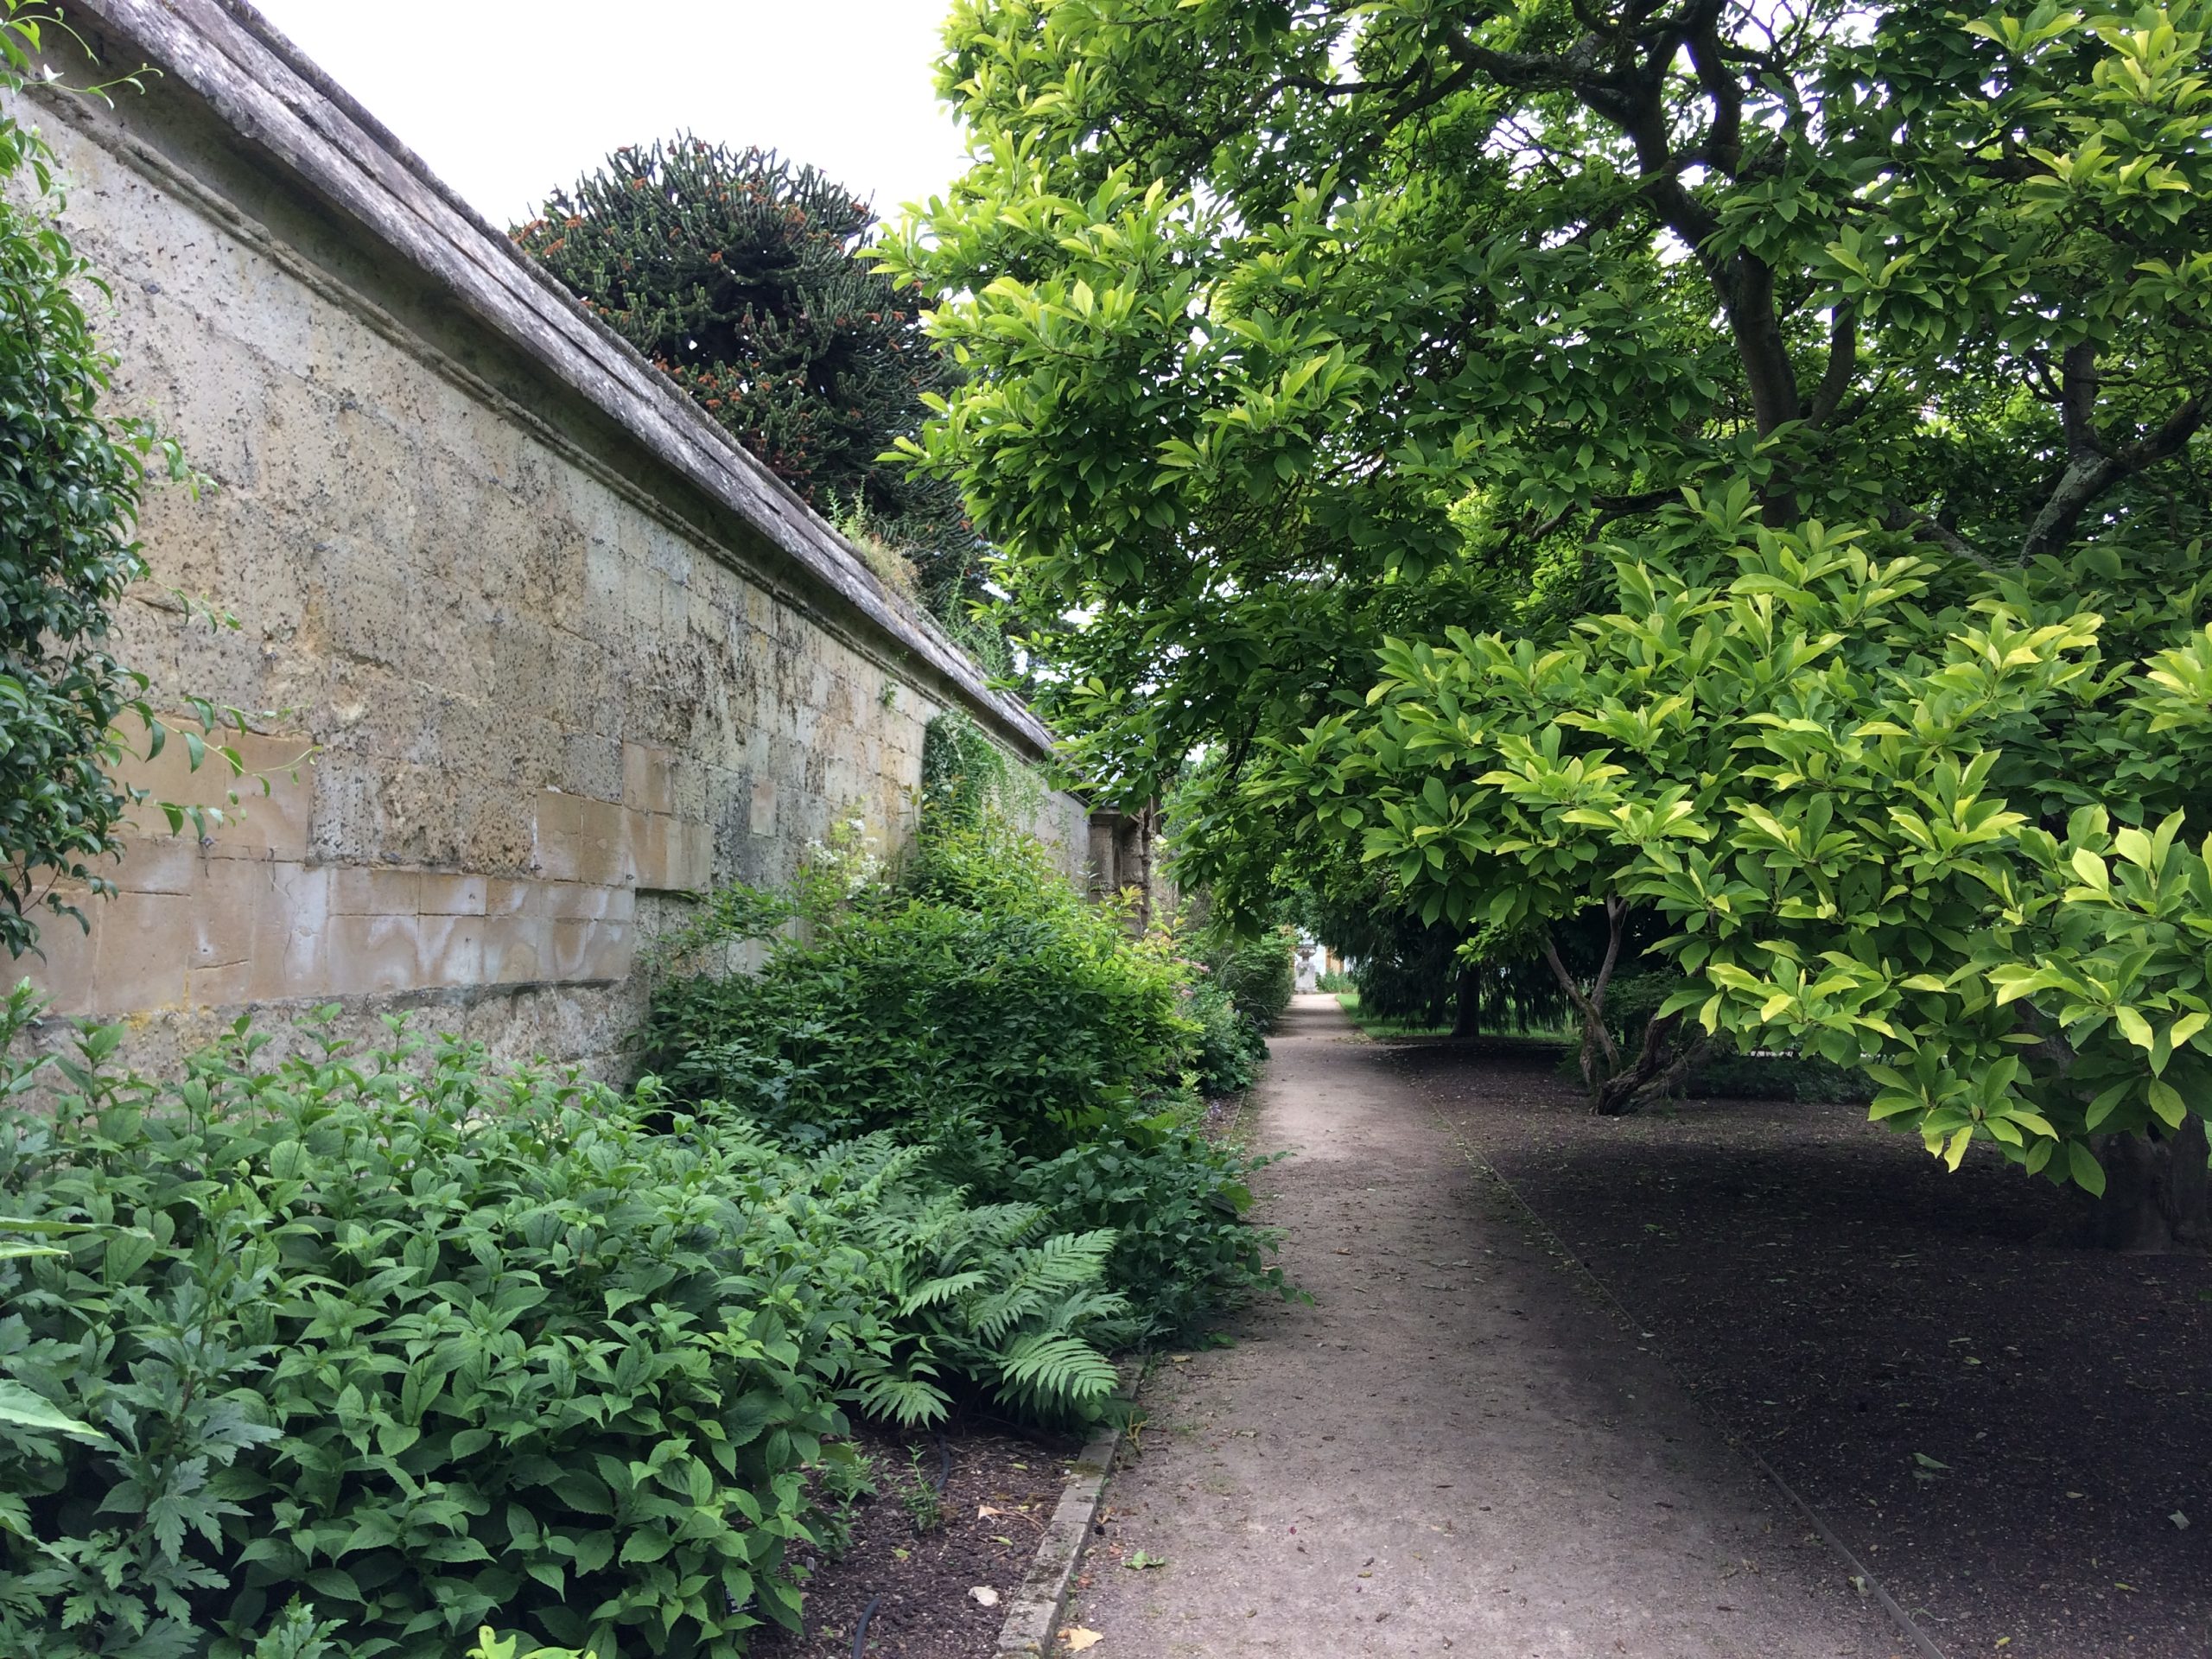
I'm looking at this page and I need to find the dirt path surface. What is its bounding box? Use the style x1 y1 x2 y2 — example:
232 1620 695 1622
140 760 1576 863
1065 995 1896 1659
1400 1036 2212 1659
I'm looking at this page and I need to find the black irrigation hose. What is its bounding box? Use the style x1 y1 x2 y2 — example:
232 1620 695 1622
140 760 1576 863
850 1592 884 1659
850 1432 954 1658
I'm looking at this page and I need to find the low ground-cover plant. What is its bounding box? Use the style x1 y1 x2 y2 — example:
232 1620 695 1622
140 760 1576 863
0 990 1126 1659
644 806 1291 1342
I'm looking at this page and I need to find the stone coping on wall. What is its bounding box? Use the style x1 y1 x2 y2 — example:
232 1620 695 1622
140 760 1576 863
48 0 1054 766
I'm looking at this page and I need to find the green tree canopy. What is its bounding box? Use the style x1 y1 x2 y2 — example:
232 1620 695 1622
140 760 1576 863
517 137 983 614
883 0 2212 1228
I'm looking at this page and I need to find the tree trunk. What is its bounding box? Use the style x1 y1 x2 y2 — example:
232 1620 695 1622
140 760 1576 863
1541 899 1627 1090
1452 966 1481 1039
1591 1011 1708 1116
2091 1117 2209 1251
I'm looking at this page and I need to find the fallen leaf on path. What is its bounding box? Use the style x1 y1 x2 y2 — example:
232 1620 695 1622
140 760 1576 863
1123 1549 1167 1570
1062 1629 1103 1652
968 1586 1000 1607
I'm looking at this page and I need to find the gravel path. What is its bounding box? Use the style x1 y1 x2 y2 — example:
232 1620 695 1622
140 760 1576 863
1064 995 1899 1659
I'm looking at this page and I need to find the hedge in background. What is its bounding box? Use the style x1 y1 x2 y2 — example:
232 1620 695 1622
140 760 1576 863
1185 925 1294 1098
645 814 1190 1166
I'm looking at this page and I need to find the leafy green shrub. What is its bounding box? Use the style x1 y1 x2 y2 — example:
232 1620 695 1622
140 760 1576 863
645 828 1192 1166
0 990 1123 1659
1008 1127 1288 1343
646 811 1292 1341
1203 926 1294 1031
1185 978 1261 1097
1173 921 1291 1096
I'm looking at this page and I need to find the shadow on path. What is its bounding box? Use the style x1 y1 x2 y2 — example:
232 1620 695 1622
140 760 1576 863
1398 1033 2212 1659
1065 995 1897 1658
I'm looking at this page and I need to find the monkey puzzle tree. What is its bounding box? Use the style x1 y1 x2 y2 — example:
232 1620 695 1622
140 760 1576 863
517 138 982 615
881 0 2212 1230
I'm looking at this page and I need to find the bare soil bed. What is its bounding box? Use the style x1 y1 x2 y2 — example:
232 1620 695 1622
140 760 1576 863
756 1421 1078 1659
1393 1036 2212 1659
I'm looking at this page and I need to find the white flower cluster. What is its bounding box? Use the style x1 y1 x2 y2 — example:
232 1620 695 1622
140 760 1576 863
803 814 883 898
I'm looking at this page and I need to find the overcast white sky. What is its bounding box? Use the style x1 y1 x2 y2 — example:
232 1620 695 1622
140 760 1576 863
246 1 973 229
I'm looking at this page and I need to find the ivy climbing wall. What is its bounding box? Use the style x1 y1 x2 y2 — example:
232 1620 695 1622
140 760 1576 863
12 0 1091 1072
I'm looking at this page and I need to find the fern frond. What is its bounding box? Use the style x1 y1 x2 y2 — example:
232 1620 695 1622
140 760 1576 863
1040 1287 1133 1332
850 1370 950 1427
899 1269 990 1316
992 1332 1116 1416
1015 1230 1117 1286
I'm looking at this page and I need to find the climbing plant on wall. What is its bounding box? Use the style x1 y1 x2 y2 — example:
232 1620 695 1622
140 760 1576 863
0 10 194 959
515 137 984 618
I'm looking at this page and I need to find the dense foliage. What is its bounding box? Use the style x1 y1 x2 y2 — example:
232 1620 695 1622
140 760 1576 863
514 139 980 615
643 798 1290 1343
884 0 2212 1230
0 990 1135 1659
0 12 188 958
1182 923 1294 1096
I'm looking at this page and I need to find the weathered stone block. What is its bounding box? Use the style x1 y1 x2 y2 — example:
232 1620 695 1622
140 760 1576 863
323 913 422 997
26 911 97 1010
96 892 194 1009
420 874 488 916
119 835 204 896
188 860 263 967
332 866 421 917
485 878 532 918
622 742 677 815
415 914 486 988
481 916 545 984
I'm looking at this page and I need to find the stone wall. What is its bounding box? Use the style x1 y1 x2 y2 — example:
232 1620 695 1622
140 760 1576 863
12 0 1091 1072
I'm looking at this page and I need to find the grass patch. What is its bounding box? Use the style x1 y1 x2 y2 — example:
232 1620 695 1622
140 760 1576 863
1334 990 1454 1039
1333 992 1578 1044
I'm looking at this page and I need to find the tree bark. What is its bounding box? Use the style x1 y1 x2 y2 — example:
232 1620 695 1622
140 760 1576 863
1452 965 1482 1039
1592 1011 1710 1116
1541 899 1627 1090
2090 1118 2209 1251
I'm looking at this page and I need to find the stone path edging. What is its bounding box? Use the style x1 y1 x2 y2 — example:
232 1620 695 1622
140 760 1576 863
1413 1074 1949 1659
993 1370 1141 1656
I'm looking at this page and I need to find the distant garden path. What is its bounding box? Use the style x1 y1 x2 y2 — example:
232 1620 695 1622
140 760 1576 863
1065 995 1892 1659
